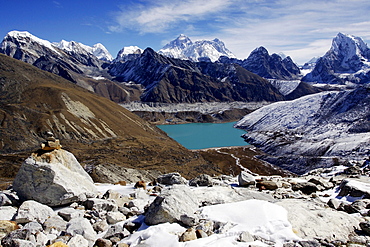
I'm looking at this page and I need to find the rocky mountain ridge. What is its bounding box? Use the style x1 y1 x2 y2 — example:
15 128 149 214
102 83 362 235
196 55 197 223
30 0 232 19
303 32 370 84
235 86 370 174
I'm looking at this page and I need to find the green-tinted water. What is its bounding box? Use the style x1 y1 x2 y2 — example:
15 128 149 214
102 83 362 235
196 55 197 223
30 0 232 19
157 121 248 150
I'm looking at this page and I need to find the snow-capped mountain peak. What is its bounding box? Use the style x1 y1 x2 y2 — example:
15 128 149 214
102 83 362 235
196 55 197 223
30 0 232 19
53 40 113 62
114 46 144 62
158 35 236 62
3 30 60 55
330 33 370 64
302 32 370 84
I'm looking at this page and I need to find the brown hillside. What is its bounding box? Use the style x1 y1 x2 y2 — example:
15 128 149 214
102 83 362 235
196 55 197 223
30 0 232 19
0 53 215 182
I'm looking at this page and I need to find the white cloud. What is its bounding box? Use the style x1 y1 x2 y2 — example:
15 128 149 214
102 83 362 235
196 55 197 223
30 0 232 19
109 0 232 33
109 0 370 64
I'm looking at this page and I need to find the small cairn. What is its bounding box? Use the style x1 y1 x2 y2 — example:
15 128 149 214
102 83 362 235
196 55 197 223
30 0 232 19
40 131 62 151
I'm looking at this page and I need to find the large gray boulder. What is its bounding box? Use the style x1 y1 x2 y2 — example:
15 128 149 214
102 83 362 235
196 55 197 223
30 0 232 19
145 185 199 225
277 199 362 241
13 149 97 207
157 173 187 185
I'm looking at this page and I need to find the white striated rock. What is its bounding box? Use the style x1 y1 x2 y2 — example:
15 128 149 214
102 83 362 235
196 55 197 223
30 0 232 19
67 234 89 247
15 200 55 224
57 208 84 221
65 218 96 246
157 173 187 185
13 149 97 207
145 185 198 225
238 171 256 187
106 211 126 224
0 206 17 221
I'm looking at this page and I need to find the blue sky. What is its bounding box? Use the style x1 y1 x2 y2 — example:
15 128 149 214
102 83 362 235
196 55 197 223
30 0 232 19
1 0 369 64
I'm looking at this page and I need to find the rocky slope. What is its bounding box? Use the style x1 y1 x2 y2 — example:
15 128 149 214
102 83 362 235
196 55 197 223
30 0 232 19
0 53 214 181
235 86 370 174
0 31 140 104
303 32 370 84
1 148 369 246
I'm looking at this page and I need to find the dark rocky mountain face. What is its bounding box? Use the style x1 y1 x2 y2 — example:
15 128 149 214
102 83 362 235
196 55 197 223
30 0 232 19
218 46 301 80
303 33 370 84
0 31 141 103
109 48 286 103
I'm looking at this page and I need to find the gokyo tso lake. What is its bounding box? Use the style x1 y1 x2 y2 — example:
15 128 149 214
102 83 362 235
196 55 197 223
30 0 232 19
157 121 248 150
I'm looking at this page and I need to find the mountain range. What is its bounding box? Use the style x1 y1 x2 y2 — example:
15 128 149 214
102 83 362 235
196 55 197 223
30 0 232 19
0 31 320 105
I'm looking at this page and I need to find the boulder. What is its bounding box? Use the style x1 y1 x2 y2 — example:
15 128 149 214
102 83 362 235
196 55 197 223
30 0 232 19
43 215 67 234
0 191 19 206
238 171 256 187
65 218 96 246
13 149 97 207
156 173 186 185
179 228 197 242
145 185 199 225
327 198 342 210
0 220 19 239
106 211 126 224
291 181 318 194
277 199 362 241
308 177 334 190
57 208 84 221
84 198 117 212
257 180 278 190
15 200 55 224
103 225 130 240
237 231 255 242
189 174 214 187
67 234 89 247
0 206 17 221
1 229 31 247
338 179 370 198
360 221 370 235
94 238 113 247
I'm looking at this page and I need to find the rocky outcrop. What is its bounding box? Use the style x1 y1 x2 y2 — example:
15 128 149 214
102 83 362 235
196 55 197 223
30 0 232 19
219 47 301 80
144 185 199 225
13 149 97 206
302 33 370 84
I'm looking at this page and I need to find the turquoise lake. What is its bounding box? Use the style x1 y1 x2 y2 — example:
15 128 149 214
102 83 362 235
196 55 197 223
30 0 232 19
157 121 248 150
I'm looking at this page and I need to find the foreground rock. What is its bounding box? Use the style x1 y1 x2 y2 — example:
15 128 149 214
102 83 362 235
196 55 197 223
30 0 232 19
145 185 198 225
13 149 97 207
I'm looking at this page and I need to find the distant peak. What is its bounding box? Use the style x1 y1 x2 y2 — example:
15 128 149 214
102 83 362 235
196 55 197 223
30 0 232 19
177 34 189 39
7 30 32 38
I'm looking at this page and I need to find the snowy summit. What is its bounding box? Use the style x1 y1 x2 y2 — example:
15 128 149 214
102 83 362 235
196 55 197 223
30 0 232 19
158 34 236 62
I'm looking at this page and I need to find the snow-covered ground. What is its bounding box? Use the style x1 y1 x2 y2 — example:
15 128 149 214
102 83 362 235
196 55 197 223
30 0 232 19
93 169 369 247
